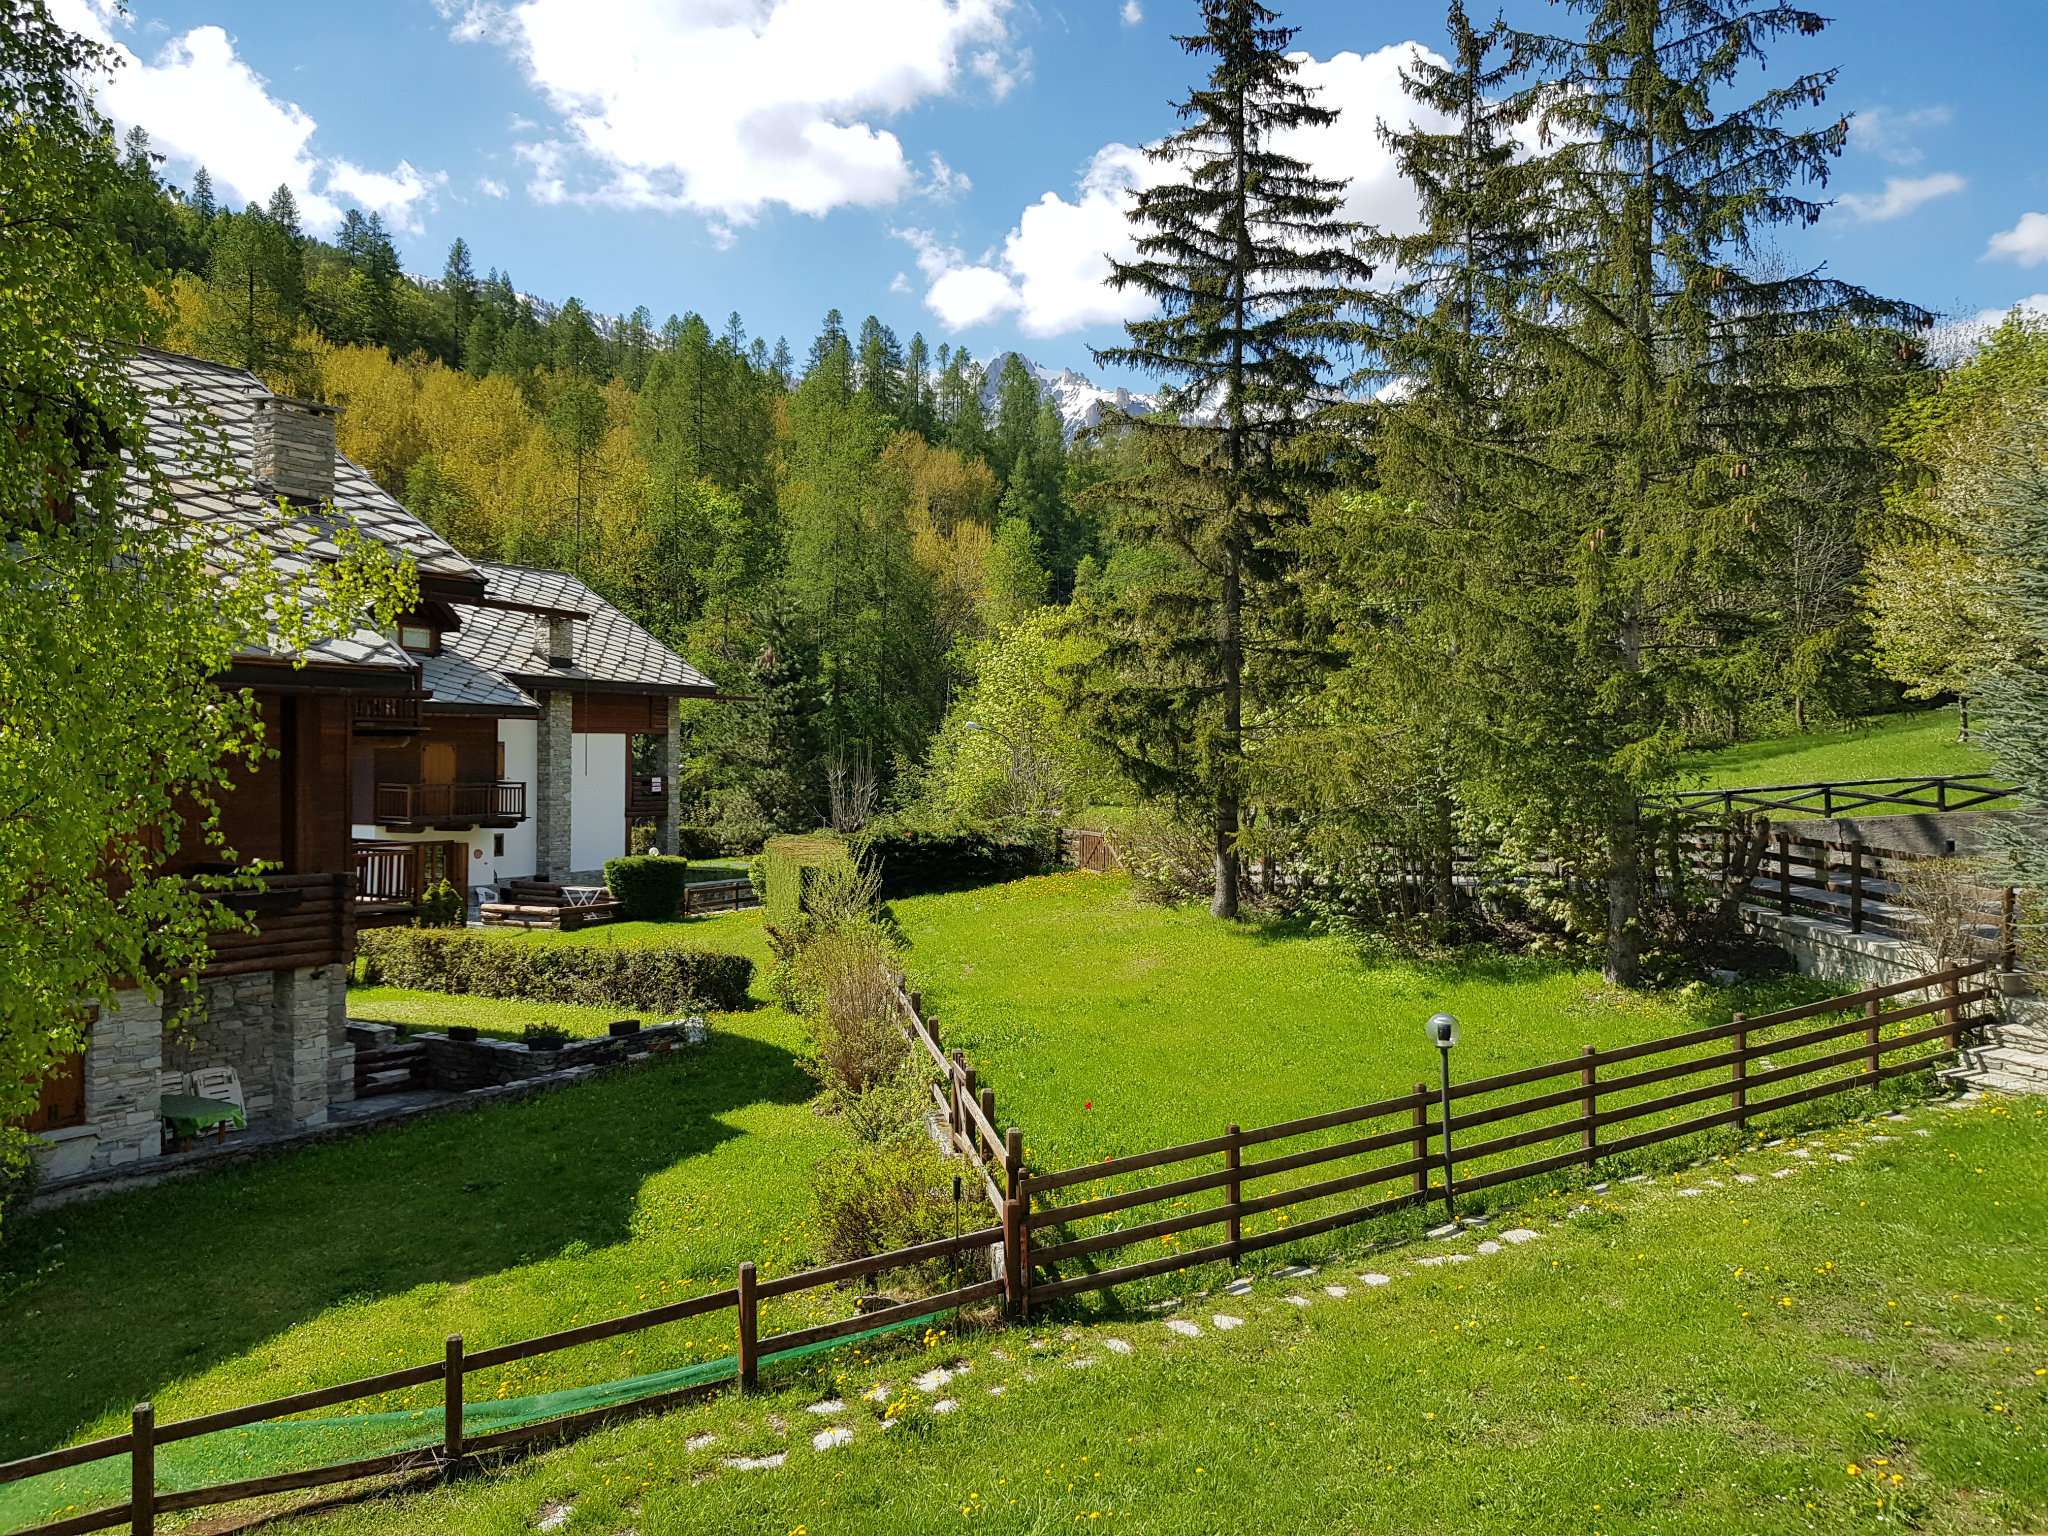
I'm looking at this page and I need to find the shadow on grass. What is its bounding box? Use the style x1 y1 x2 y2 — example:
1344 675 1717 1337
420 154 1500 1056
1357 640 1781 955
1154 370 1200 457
0 1027 813 1461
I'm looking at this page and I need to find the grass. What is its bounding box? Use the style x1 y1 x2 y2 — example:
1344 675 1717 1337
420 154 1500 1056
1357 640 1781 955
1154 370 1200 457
225 1097 2048 1536
889 872 1835 1176
1676 708 1991 794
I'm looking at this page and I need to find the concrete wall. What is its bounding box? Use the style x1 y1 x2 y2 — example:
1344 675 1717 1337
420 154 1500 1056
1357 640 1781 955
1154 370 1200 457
492 718 538 882
569 730 628 877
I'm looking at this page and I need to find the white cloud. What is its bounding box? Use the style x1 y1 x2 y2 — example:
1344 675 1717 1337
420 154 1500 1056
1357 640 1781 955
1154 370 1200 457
1835 172 1966 224
1848 105 1951 167
49 0 444 236
922 152 972 200
1973 294 2048 327
970 44 1030 101
447 0 1019 227
1121 0 1142 25
477 175 509 199
890 270 913 294
1987 212 2048 268
904 43 1455 336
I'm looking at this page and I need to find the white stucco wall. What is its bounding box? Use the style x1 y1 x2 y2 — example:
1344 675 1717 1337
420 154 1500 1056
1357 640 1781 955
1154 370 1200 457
490 719 538 885
569 731 628 876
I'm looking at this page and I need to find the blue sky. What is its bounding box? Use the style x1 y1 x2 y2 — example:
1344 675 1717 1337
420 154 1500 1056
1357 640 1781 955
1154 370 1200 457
56 0 2048 385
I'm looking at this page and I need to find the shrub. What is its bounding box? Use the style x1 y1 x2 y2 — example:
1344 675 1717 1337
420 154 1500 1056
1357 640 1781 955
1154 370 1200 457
355 928 753 1013
523 1022 570 1050
855 814 1054 896
416 878 464 928
1112 810 1215 905
795 923 908 1100
604 854 692 922
811 1135 956 1267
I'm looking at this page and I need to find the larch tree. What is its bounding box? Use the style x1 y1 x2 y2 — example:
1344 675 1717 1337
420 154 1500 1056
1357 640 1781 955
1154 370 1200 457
1082 0 1372 918
1487 0 1928 982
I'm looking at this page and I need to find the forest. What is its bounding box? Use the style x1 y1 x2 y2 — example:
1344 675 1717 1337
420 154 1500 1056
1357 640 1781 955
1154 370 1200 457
90 0 2048 986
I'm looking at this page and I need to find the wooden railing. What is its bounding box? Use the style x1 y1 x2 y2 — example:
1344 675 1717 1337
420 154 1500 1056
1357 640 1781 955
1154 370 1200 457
680 878 759 917
373 781 525 828
202 874 352 979
627 774 667 818
885 973 1017 1226
352 843 418 906
1645 773 2019 823
348 693 426 736
1010 963 1994 1315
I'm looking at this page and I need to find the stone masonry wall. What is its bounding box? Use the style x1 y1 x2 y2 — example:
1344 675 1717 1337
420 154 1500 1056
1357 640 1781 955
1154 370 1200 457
83 989 164 1168
534 688 574 880
658 695 682 857
164 974 278 1119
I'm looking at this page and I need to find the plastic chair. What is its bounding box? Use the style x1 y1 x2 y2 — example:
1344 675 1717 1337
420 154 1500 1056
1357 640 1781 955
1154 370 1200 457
189 1064 245 1117
159 1070 189 1098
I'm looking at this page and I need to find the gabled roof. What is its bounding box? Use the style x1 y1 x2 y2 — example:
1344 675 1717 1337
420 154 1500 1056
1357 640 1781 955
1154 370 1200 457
437 564 716 703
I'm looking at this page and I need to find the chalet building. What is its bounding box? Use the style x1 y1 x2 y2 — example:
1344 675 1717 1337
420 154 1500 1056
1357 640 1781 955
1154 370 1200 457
26 348 712 1182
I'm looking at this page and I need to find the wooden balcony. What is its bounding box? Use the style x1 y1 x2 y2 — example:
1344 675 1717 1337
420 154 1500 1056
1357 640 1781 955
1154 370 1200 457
373 780 526 830
351 692 428 736
627 773 668 819
202 872 353 979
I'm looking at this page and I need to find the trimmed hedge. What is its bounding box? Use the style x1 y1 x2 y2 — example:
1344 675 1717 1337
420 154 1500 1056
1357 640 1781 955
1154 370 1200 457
603 855 692 921
854 818 1054 896
356 928 753 1013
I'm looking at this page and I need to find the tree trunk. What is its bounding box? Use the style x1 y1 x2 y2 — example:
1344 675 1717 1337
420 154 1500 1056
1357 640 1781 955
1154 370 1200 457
1604 814 1641 987
1213 544 1242 919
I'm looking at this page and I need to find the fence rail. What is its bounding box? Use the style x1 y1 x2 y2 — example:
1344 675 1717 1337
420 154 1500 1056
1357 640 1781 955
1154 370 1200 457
1644 772 2019 822
681 878 759 917
2 960 1995 1536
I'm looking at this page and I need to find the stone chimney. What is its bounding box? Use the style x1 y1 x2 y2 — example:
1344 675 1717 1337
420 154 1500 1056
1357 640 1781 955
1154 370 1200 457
532 613 576 666
250 395 338 505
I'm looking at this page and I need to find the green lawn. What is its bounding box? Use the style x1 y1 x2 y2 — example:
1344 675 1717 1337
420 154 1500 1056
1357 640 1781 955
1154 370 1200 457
890 872 1837 1177
1677 708 1990 792
240 1098 2048 1536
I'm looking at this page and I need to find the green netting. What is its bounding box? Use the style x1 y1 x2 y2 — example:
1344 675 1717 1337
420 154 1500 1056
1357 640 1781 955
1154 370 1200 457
0 1309 949 1531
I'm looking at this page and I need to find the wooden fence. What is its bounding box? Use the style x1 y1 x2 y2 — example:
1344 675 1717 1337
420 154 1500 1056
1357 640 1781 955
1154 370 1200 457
1644 773 2019 823
681 878 761 917
1009 962 1995 1314
1 961 1996 1535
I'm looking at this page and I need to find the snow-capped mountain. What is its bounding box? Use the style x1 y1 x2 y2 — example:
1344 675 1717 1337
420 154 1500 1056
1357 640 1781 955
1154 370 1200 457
979 351 1160 440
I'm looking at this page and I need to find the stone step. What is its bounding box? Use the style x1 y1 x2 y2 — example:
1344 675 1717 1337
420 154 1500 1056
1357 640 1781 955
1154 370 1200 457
359 1068 418 1096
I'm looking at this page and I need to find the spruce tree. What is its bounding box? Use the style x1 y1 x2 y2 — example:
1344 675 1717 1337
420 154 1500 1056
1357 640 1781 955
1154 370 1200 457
1484 0 1930 981
1083 0 1372 918
1973 402 2048 903
443 237 478 335
190 165 216 221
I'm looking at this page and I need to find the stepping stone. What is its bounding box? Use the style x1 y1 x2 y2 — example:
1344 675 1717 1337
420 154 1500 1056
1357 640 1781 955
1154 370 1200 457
987 1385 1006 1396
1590 1182 1610 1194
861 1385 890 1404
1623 1175 1651 1185
686 1432 717 1451
990 1348 1011 1362
1500 1229 1541 1245
1276 1264 1317 1278
1701 1179 1724 1188
1212 1314 1245 1330
1914 1129 1932 1138
1735 1174 1758 1184
812 1426 854 1452
1830 1153 1854 1163
1426 1223 1460 1240
1223 1277 1253 1297
913 1367 956 1393
1763 1138 1786 1148
1323 1284 1349 1298
537 1502 573 1532
1460 1215 1489 1228
1066 1357 1098 1369
1786 1148 1812 1160
722 1454 786 1472
1061 1328 1080 1342
1144 1298 1184 1313
1475 1241 1501 1256
1165 1318 1202 1338
807 1399 845 1415
1360 1272 1393 1286
931 1399 959 1415
1885 1113 1910 1123
1771 1168 1797 1179
1285 1295 1312 1307
1417 1253 1471 1267
1676 1188 1705 1198
1103 1337 1133 1355
1870 1134 1895 1143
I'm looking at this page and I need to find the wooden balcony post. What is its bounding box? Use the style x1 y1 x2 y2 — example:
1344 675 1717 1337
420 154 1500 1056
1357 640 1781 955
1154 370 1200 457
130 1402 155 1536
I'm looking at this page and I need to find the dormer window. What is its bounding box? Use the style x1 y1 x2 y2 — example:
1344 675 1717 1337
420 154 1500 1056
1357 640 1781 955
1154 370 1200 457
397 623 437 655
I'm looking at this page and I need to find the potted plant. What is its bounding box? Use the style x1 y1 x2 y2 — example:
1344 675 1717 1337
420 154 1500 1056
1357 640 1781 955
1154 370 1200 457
608 1018 643 1038
524 1022 570 1052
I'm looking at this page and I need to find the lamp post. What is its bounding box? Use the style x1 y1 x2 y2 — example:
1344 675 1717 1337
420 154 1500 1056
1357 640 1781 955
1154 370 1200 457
1425 1012 1460 1219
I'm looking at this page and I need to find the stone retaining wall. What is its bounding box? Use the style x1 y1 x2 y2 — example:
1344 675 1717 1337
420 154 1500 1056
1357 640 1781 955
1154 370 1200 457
412 1023 686 1090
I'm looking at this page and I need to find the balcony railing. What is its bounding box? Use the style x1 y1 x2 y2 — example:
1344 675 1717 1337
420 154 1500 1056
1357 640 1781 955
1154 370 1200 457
627 773 667 818
202 873 352 979
374 780 526 829
351 692 427 736
353 842 419 905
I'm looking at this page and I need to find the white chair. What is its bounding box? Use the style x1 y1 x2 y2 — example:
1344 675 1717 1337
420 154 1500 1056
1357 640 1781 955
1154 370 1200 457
160 1070 189 1098
188 1065 245 1117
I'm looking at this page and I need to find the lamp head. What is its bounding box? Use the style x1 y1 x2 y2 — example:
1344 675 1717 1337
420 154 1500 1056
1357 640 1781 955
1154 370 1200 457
1426 1012 1461 1050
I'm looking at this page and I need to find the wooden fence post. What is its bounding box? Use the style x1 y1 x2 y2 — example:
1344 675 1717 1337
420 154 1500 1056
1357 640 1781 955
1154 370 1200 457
1410 1083 1429 1200
2002 887 2019 973
1731 1012 1748 1131
979 1087 997 1161
1777 832 1792 914
1943 974 1961 1052
1864 997 1882 1080
1004 1126 1022 1203
443 1335 465 1464
130 1402 155 1536
1579 1047 1598 1166
1849 842 1865 934
737 1262 759 1391
1224 1124 1242 1262
961 1064 978 1149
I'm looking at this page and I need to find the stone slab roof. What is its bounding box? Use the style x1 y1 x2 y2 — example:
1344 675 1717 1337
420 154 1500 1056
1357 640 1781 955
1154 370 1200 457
441 564 715 699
